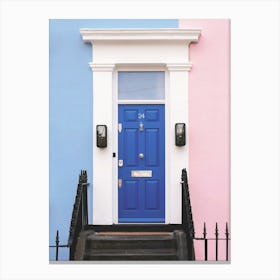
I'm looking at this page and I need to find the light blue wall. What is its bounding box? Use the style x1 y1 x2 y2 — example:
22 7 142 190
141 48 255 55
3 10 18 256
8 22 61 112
49 19 178 261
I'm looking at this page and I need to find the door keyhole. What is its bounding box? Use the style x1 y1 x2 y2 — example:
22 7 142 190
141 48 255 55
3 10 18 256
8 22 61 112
139 122 144 131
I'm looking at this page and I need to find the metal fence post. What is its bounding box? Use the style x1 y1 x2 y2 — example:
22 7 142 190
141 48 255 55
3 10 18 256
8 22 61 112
55 230 59 261
193 222 230 262
226 223 229 261
215 223 219 261
203 222 208 261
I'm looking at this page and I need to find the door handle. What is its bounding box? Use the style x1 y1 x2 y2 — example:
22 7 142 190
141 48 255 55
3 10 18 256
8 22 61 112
138 153 144 159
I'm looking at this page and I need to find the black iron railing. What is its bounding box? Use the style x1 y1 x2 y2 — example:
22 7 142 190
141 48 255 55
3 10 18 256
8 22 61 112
194 222 230 261
49 170 89 261
68 170 89 260
49 230 68 261
50 169 230 261
181 168 230 261
181 168 195 259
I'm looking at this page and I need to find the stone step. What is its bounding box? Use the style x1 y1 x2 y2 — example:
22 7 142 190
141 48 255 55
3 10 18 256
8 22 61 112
86 247 177 255
74 229 192 261
85 232 176 250
83 251 178 261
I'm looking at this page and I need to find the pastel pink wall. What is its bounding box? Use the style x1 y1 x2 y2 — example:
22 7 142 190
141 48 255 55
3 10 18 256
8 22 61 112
179 19 230 260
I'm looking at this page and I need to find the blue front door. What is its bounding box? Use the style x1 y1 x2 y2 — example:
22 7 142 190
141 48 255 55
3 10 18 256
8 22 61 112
118 104 165 223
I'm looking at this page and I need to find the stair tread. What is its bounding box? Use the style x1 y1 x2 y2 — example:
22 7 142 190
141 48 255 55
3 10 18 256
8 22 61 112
87 234 175 241
88 239 176 250
83 254 178 260
87 235 175 242
85 252 177 257
96 231 173 236
87 248 177 254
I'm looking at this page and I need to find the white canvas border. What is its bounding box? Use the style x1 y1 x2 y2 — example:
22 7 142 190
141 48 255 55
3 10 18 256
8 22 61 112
0 0 279 279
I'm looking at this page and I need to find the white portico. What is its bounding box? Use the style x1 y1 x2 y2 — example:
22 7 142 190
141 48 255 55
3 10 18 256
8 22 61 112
80 28 201 225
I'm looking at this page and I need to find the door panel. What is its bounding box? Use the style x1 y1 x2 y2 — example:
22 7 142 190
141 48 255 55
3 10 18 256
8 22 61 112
145 128 159 166
124 129 138 166
124 180 139 210
144 180 160 210
118 104 165 223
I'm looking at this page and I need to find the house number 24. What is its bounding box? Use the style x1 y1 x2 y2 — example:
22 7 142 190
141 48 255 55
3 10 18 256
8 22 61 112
138 113 145 119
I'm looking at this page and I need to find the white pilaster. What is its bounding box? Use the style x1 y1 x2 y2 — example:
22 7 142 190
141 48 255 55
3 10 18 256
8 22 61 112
166 63 190 224
91 63 115 224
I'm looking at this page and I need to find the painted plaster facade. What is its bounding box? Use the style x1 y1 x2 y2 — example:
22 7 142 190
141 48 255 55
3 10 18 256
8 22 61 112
49 19 230 261
180 19 230 260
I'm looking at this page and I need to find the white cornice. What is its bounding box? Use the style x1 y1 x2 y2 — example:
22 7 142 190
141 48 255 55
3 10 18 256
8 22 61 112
89 63 115 72
80 28 201 43
90 63 193 72
166 63 193 72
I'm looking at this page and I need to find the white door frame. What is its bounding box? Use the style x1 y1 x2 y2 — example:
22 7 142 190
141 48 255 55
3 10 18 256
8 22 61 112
80 29 201 225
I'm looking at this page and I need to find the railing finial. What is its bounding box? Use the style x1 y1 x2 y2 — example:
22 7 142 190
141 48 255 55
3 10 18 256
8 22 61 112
226 222 229 236
203 222 207 238
215 222 219 236
56 230 59 242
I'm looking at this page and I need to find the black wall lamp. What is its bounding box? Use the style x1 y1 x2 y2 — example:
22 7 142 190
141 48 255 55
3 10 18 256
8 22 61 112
96 125 107 148
175 123 186 146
